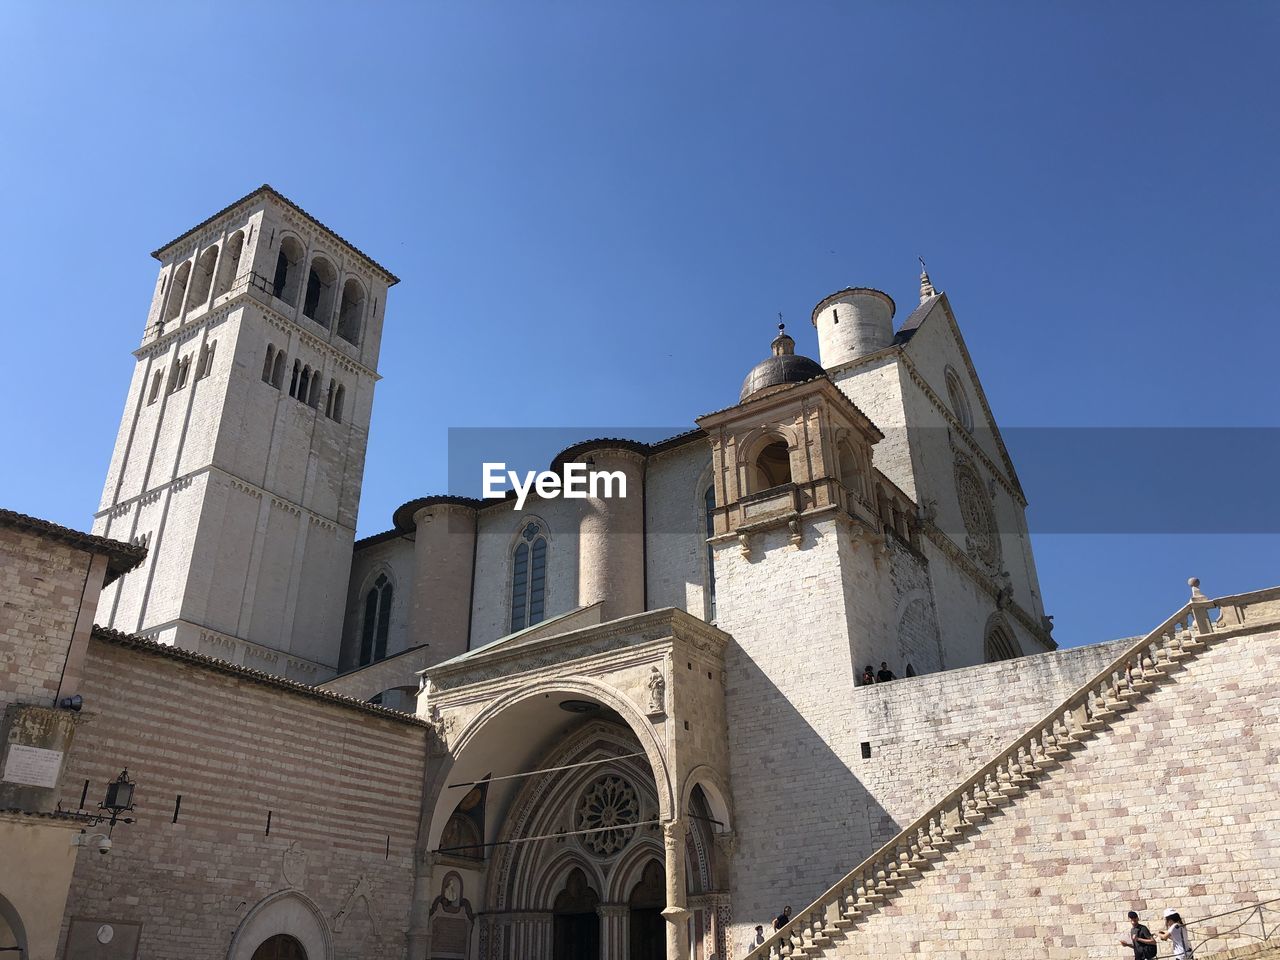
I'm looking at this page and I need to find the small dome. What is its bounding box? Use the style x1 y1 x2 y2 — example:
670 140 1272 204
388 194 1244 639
739 324 827 401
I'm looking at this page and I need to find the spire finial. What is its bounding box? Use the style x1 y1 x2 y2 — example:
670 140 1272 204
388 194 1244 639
770 316 795 357
918 257 936 302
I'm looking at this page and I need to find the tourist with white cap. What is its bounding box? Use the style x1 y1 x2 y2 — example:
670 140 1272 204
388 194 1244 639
1158 909 1194 958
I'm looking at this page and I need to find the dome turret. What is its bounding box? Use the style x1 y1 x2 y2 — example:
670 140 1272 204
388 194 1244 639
739 324 827 401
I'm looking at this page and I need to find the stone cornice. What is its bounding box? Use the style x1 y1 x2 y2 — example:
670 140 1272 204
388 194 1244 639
93 464 354 536
424 607 729 693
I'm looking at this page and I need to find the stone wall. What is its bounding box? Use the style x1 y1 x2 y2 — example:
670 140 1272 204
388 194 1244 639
825 625 1280 960
724 616 1129 950
58 633 427 958
0 527 91 711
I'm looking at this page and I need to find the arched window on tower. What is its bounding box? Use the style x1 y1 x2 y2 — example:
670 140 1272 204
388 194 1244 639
263 345 276 384
298 365 311 404
704 484 717 621
509 522 548 633
307 370 322 408
195 340 216 380
337 278 365 344
214 230 245 299
360 573 393 666
751 439 792 493
289 359 301 398
302 256 336 327
163 260 191 324
837 439 862 499
272 236 304 306
271 350 287 389
332 384 345 423
187 244 218 311
148 369 163 405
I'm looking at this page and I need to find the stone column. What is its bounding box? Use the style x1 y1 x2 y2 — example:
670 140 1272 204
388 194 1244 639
405 851 436 960
409 501 478 662
577 446 646 622
663 818 691 960
598 903 630 960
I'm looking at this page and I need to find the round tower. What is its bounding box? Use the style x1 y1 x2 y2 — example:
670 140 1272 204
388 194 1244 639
573 444 647 622
397 498 479 662
810 287 896 369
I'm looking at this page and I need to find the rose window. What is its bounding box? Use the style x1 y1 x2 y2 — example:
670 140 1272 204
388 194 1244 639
956 464 1000 568
576 774 640 856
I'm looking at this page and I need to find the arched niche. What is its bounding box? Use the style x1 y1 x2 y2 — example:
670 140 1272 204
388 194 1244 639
227 890 333 960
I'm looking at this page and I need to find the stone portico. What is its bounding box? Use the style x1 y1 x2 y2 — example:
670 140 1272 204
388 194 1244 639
410 608 735 960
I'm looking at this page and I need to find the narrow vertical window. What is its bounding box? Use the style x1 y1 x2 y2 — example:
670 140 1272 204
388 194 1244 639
509 522 548 633
148 370 163 404
333 384 345 423
704 485 717 620
289 360 301 398
263 345 276 383
360 573 393 666
271 351 287 389
325 378 336 418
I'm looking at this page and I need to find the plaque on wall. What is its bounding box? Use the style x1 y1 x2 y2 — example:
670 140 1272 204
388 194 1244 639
1 743 64 788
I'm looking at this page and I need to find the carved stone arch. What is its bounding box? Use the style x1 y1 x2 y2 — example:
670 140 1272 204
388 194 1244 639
734 424 800 467
605 837 666 902
429 680 674 857
226 890 333 960
485 722 660 914
983 611 1022 663
680 764 732 835
532 849 607 912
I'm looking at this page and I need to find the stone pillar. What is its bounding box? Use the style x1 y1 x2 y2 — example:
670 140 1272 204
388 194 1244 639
663 818 691 960
577 447 646 622
598 903 630 959
405 851 436 960
409 501 478 663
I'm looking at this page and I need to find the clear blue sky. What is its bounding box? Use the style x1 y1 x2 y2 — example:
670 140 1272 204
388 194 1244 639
1 3 1275 647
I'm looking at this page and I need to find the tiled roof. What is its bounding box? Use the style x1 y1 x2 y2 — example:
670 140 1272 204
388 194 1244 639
149 184 400 284
0 508 146 583
91 626 429 727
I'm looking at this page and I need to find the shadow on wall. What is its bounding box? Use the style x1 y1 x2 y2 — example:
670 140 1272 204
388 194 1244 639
724 646 891 935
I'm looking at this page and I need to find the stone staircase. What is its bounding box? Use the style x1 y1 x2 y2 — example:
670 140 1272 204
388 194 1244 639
747 580 1279 960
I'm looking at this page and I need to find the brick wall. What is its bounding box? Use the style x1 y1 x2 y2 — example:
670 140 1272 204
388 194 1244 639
59 634 427 958
824 625 1280 960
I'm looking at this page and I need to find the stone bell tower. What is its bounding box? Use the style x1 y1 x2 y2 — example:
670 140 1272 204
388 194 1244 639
92 186 398 682
696 323 930 930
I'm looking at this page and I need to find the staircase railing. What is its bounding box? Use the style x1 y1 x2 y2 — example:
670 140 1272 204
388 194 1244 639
1189 897 1280 956
748 578 1243 960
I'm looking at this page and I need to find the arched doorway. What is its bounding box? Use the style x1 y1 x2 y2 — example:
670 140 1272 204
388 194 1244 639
552 868 599 960
251 934 306 960
628 859 665 960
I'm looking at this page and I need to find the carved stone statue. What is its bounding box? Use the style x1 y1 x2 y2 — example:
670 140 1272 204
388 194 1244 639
646 665 666 717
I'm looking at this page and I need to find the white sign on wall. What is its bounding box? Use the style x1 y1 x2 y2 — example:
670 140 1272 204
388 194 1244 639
2 743 64 788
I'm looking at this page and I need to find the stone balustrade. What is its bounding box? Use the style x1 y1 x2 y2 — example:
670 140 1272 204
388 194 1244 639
747 579 1280 960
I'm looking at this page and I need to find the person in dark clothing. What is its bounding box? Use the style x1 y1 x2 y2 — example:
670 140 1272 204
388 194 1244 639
772 905 792 931
861 665 876 686
1121 910 1158 959
877 661 896 682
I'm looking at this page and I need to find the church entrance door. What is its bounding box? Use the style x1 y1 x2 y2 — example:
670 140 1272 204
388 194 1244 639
552 867 600 960
628 859 666 960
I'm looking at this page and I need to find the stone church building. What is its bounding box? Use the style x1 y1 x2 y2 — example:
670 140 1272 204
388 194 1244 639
1 187 1276 960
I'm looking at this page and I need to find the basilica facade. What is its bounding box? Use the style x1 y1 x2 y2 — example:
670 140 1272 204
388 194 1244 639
2 187 1277 960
